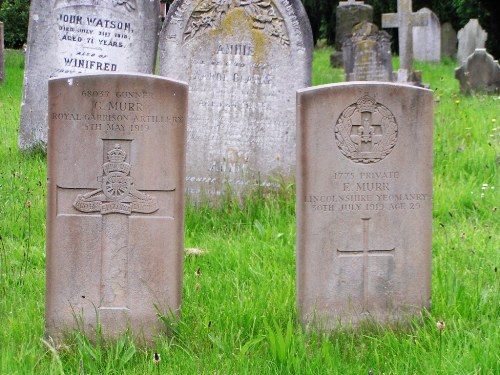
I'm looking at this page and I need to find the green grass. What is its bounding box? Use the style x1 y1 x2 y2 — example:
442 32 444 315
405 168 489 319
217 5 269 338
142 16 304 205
0 47 498 374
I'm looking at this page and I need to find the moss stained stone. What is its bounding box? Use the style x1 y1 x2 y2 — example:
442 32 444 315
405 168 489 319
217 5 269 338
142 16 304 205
159 0 313 202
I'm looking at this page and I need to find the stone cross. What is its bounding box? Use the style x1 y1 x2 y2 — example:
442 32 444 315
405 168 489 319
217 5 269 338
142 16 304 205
337 218 395 311
382 0 430 79
339 0 365 5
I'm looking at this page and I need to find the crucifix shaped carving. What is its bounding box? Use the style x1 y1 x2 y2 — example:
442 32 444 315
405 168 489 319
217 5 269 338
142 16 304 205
382 0 430 80
349 111 384 158
58 140 175 312
337 217 395 311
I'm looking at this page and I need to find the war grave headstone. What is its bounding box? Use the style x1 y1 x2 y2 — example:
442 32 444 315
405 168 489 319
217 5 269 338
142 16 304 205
412 8 440 62
343 21 393 82
297 82 434 328
331 0 373 68
382 0 431 84
0 22 4 83
441 22 457 59
457 19 487 64
455 49 500 95
46 74 188 342
159 0 313 202
19 0 161 150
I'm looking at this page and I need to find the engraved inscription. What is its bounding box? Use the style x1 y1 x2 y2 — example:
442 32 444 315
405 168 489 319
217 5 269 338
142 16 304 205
73 144 159 215
304 170 430 212
335 95 398 164
54 1 139 76
183 0 289 46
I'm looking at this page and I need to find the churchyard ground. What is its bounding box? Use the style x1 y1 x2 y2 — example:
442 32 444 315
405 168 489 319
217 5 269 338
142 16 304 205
0 48 498 374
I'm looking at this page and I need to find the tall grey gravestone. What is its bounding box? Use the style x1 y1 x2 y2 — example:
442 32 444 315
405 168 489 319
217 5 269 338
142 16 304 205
343 22 393 82
412 8 440 62
19 0 161 150
297 82 434 328
455 49 500 95
441 22 457 59
382 0 430 83
46 74 188 342
0 22 4 83
335 0 373 51
457 19 487 64
159 0 313 202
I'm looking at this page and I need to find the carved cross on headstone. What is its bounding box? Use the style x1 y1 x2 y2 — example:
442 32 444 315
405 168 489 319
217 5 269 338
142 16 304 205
337 217 395 311
339 0 365 6
58 140 175 313
382 0 430 81
349 111 383 157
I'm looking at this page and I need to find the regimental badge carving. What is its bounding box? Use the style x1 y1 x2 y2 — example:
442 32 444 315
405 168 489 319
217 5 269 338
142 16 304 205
113 0 136 12
335 95 398 164
183 0 289 46
73 144 159 215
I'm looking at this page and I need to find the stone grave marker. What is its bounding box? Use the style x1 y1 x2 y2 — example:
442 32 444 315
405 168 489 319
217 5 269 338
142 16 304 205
343 21 393 82
335 0 373 51
297 82 434 328
331 0 373 68
455 49 500 95
19 0 161 150
159 0 313 202
46 73 188 342
382 0 430 83
457 19 487 63
441 22 457 59
0 22 4 83
412 8 440 62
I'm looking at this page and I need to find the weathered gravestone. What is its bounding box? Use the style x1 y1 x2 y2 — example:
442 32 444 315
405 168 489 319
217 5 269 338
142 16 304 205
159 0 313 201
455 49 500 95
441 22 457 59
457 19 487 64
19 0 161 150
412 8 440 62
331 0 373 68
297 82 434 328
382 0 430 84
0 22 4 83
335 0 373 51
46 74 188 342
343 22 393 82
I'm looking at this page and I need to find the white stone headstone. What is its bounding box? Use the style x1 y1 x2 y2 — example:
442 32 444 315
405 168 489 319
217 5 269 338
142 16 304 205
297 82 434 329
457 19 487 63
46 73 188 342
159 0 313 202
19 0 161 150
412 8 441 62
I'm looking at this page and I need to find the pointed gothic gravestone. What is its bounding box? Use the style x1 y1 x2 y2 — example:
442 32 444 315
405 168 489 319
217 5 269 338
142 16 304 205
331 0 373 68
457 19 487 64
46 74 188 342
343 22 393 82
297 82 434 328
159 0 313 202
412 8 440 62
0 22 4 83
19 0 160 150
382 0 430 83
